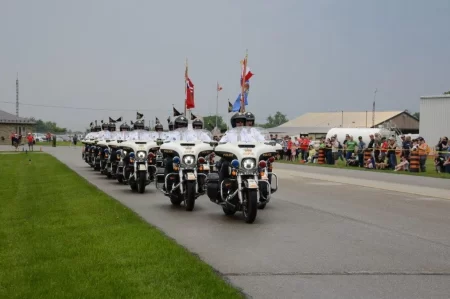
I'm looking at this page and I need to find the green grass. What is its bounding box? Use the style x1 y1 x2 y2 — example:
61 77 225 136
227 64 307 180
276 156 450 179
0 153 243 299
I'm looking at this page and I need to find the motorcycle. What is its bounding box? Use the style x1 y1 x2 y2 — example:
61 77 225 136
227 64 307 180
118 138 160 193
155 128 214 211
206 127 280 223
96 139 112 174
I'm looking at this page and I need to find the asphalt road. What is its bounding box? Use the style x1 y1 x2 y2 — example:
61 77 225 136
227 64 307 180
44 147 450 298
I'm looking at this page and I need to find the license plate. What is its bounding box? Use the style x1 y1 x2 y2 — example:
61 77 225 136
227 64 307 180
138 164 146 171
203 165 210 171
247 179 258 189
186 172 196 180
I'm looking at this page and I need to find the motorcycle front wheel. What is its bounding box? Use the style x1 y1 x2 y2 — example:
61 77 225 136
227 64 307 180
137 171 146 194
243 189 258 224
185 181 196 211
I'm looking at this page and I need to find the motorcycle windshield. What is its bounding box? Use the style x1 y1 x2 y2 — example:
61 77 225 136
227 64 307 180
175 128 213 142
220 127 271 143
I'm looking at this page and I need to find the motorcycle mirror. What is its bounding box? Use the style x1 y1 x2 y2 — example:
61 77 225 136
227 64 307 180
209 141 218 147
156 138 163 146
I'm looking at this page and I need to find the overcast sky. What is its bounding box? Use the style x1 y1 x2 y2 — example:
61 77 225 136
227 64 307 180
1 0 449 131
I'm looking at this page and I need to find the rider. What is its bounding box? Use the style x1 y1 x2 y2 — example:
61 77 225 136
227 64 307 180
165 115 188 142
128 120 147 140
97 122 111 140
244 111 266 142
219 112 247 143
217 112 260 196
150 122 166 140
168 121 174 131
191 118 212 142
162 116 189 191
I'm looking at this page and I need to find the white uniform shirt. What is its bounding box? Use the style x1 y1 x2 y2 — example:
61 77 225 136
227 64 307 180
220 129 256 143
245 127 266 142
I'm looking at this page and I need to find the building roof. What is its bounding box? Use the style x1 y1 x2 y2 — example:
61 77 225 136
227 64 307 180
279 110 407 128
0 109 36 124
420 95 450 99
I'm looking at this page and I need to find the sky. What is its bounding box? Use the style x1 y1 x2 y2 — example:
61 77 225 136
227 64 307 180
1 0 449 131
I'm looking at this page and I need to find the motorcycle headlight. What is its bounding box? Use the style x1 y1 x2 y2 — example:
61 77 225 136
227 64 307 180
137 151 146 160
242 158 256 170
183 155 195 166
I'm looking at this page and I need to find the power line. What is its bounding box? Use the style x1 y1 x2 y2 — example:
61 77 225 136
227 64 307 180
0 100 168 112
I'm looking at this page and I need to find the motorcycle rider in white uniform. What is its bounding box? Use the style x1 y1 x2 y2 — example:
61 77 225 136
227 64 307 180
150 122 167 140
220 112 254 143
218 112 258 189
244 111 266 142
162 115 189 190
191 118 212 142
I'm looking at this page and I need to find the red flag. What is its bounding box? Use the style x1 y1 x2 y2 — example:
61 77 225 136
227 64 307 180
185 78 195 109
217 82 223 91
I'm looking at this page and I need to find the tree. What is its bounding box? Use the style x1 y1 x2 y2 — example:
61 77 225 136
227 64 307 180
35 119 67 133
412 112 420 120
259 111 288 128
444 90 450 95
202 116 227 131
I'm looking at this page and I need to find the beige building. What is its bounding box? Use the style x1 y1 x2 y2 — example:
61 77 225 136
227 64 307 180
0 109 36 145
270 110 419 139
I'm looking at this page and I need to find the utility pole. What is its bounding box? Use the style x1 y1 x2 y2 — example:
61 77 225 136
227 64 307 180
372 88 377 127
16 73 19 117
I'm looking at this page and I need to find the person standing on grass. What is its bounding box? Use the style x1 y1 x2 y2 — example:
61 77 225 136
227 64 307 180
356 136 366 167
418 137 430 172
26 133 34 151
345 136 357 160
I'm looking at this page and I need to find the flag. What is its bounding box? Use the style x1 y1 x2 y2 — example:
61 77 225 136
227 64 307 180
173 107 182 117
228 100 233 113
241 60 254 82
109 117 115 123
186 78 195 109
217 82 222 91
101 120 103 124
156 117 160 124
131 120 134 125
191 112 197 120
90 122 93 127
232 91 248 112
136 112 144 120
116 117 122 122
167 116 171 123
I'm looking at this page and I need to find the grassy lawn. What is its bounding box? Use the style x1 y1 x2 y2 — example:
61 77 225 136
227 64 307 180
0 153 243 299
276 156 450 179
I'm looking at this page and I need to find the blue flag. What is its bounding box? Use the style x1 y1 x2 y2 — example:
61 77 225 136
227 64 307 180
232 92 248 112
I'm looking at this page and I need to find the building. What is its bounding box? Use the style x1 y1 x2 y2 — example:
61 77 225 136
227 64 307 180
0 109 36 145
269 110 419 139
419 95 450 145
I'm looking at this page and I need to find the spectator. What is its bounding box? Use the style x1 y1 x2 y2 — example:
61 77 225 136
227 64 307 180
395 156 410 171
356 136 366 167
387 137 398 170
418 137 430 172
345 136 357 160
26 133 34 151
12 134 19 151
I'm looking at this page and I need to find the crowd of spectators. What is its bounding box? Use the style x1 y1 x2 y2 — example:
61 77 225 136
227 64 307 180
272 133 450 174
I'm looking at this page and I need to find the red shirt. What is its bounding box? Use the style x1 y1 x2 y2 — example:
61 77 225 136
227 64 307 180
27 135 34 143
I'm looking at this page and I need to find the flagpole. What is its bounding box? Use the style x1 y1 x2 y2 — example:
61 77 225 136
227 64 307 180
184 58 188 117
240 49 248 113
215 81 219 128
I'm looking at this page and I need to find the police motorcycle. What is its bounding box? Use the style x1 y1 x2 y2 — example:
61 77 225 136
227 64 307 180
243 112 282 209
117 120 160 193
95 122 114 174
155 116 214 211
81 128 99 163
109 123 131 182
85 123 102 168
206 112 280 224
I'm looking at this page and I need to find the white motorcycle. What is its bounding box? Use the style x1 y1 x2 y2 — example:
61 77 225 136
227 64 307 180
155 128 214 211
206 127 280 223
118 138 160 193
